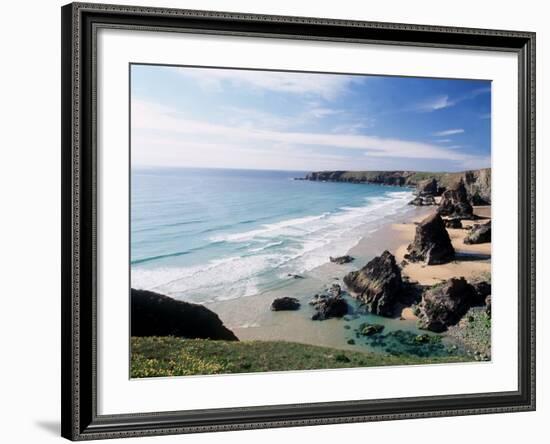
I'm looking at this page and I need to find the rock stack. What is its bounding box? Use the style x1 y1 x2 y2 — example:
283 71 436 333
405 213 455 265
415 277 491 332
437 179 474 219
344 250 403 317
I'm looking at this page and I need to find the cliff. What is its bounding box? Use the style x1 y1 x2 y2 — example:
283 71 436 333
302 168 491 204
304 170 421 186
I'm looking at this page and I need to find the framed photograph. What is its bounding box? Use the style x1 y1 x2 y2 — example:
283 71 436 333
61 2 536 440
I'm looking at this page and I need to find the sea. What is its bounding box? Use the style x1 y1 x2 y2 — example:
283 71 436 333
131 167 416 304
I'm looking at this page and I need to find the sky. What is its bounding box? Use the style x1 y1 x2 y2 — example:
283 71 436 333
131 64 491 172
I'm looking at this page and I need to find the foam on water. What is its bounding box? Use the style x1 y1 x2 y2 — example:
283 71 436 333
131 188 414 302
209 213 331 243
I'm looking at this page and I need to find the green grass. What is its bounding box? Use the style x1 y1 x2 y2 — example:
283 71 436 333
131 336 470 378
406 172 448 183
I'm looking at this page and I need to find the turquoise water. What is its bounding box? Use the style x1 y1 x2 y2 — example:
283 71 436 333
131 167 414 303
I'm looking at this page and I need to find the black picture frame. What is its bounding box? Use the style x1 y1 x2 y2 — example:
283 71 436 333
61 2 536 440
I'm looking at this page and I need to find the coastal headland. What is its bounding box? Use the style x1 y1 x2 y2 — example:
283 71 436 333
131 169 492 377
298 168 491 205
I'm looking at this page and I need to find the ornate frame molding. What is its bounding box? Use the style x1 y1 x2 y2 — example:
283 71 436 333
61 2 535 440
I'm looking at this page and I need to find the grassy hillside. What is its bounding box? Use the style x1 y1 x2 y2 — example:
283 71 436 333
131 336 470 378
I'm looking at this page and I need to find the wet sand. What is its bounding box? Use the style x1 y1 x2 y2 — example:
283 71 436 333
205 205 431 351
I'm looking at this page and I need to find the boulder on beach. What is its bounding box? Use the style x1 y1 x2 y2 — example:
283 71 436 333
309 294 324 305
445 218 463 229
329 255 354 264
404 213 455 265
408 195 436 206
311 295 348 320
271 297 301 311
416 277 477 332
343 250 403 317
464 221 491 244
287 273 304 279
408 196 424 206
437 180 474 219
131 288 238 341
423 195 436 205
329 283 342 297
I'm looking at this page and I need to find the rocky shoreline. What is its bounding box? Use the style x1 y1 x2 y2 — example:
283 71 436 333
131 172 492 366
298 168 491 205
266 175 492 359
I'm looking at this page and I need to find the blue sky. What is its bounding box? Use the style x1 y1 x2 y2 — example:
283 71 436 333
131 64 491 172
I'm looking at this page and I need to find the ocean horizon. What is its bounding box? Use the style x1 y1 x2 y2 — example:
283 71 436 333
131 166 415 303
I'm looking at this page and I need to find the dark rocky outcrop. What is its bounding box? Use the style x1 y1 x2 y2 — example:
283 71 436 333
464 221 491 244
444 218 463 229
408 196 423 206
287 273 304 279
343 250 403 316
416 278 477 332
423 195 436 205
416 178 438 196
311 295 349 320
471 280 491 306
309 294 324 305
329 283 342 297
470 193 488 205
329 255 354 265
437 180 474 219
131 288 238 340
271 297 301 311
408 195 436 206
405 213 455 265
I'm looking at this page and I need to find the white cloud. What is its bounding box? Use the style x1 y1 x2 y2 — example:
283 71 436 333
132 99 487 170
412 86 490 113
176 67 363 100
331 122 371 134
309 107 342 118
221 106 294 130
432 129 465 136
435 139 452 143
415 95 455 112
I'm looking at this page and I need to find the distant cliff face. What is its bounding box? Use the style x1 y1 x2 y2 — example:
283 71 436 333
304 170 419 187
461 168 491 204
303 168 491 204
430 168 491 204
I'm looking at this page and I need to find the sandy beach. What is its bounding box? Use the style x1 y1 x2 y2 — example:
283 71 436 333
205 203 428 351
394 205 491 288
205 202 491 354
